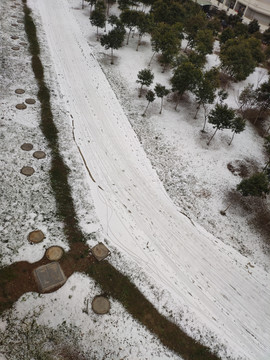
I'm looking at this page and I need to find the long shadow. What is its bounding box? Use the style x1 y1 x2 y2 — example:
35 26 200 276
0 1 221 359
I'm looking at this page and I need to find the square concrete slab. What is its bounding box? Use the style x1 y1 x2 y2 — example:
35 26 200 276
34 262 66 293
91 242 110 261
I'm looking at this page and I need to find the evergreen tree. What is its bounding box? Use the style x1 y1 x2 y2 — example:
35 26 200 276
135 12 153 51
120 9 140 45
170 61 202 110
184 13 207 50
142 90 155 116
136 68 154 97
90 0 106 37
237 173 269 197
248 19 260 34
229 116 246 145
220 38 256 81
193 67 220 131
154 83 170 114
100 25 126 64
149 22 182 68
194 29 214 56
207 103 235 145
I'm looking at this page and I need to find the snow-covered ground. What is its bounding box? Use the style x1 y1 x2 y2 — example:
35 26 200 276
1 0 270 359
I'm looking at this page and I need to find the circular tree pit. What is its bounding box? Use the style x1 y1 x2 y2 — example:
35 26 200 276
20 166 35 176
28 230 45 244
25 98 36 105
46 246 64 261
92 296 110 314
16 103 27 110
21 143 33 151
33 151 46 159
15 89 25 94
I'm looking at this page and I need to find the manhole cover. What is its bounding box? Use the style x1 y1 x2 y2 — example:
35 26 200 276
20 166 35 176
91 242 110 261
25 98 36 104
28 230 45 243
34 262 66 293
33 151 46 159
12 46 20 51
46 246 64 261
21 143 33 151
92 296 110 314
11 35 19 39
15 88 25 94
16 103 27 110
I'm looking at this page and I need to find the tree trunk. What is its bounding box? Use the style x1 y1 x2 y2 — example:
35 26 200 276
228 131 235 145
194 103 200 119
148 51 156 66
126 29 132 45
220 203 232 216
202 104 207 132
136 35 142 51
254 107 263 124
207 128 218 146
175 97 181 111
159 97 163 114
111 48 114 64
82 0 84 9
139 84 143 97
263 159 270 172
263 124 270 137
142 101 150 116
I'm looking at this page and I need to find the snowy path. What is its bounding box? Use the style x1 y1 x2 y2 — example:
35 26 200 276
30 0 270 358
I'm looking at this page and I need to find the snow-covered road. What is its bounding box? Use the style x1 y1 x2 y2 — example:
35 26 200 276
29 0 270 358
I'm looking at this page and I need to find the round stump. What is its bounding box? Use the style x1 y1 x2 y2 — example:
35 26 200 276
25 98 36 105
12 46 20 51
21 143 33 151
46 246 64 261
11 35 19 39
15 88 25 94
20 166 35 176
92 296 110 314
16 103 27 110
28 230 45 244
33 151 46 159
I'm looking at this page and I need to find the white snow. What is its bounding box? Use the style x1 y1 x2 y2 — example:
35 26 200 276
23 0 270 359
1 0 270 358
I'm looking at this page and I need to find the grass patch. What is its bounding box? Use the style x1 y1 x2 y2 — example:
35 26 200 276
87 261 219 360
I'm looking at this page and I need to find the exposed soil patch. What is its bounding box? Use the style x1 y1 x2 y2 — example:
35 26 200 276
227 159 260 178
